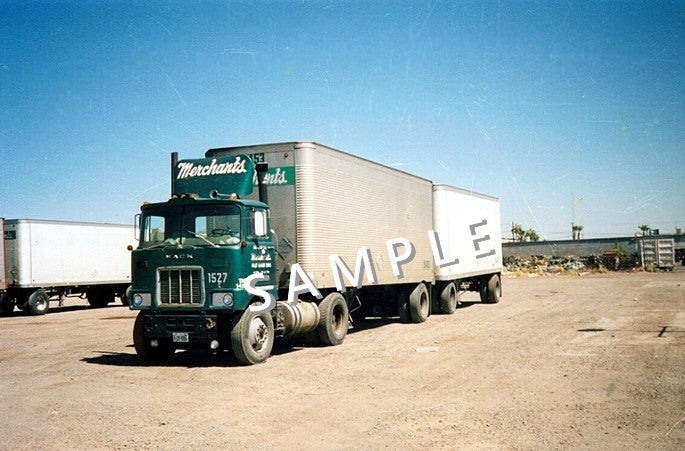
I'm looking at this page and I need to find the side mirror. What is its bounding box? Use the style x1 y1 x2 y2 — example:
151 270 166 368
134 214 141 241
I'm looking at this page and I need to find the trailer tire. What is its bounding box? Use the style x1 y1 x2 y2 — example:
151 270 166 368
1 295 15 316
133 312 174 363
26 289 49 315
230 307 274 365
481 274 501 304
439 282 459 314
397 288 411 323
317 292 349 346
408 283 430 323
87 287 114 308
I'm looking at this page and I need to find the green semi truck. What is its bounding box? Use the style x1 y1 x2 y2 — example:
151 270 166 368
128 142 503 365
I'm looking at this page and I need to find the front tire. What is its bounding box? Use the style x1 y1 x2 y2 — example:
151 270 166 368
133 312 174 363
231 308 274 365
317 292 349 346
26 289 50 315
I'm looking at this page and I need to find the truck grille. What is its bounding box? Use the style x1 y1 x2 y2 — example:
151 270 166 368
158 268 203 305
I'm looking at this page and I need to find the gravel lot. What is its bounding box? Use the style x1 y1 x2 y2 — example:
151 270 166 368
1 270 683 449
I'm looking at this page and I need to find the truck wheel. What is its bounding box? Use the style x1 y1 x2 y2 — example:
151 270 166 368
133 312 174 363
87 287 114 308
482 274 502 304
439 282 458 314
0 295 15 316
317 292 349 346
231 308 274 365
26 289 50 315
408 283 429 323
397 287 411 323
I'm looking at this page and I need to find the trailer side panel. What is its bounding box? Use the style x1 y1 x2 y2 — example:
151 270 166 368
4 219 134 288
432 185 503 280
294 143 434 289
207 142 435 290
1 218 6 290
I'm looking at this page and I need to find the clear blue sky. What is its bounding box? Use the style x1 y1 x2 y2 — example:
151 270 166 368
1 0 683 239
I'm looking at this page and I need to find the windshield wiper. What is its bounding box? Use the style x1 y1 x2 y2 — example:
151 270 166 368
186 230 218 248
144 239 182 249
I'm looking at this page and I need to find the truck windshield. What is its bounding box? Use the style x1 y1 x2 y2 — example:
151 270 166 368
140 204 242 248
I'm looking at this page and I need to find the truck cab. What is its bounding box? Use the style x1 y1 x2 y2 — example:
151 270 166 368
128 154 283 365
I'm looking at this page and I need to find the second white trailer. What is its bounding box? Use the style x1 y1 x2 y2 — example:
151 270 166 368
431 185 503 313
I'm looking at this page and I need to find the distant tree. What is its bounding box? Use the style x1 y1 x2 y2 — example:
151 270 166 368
572 224 584 240
511 223 526 242
512 223 540 242
525 229 540 242
638 224 650 236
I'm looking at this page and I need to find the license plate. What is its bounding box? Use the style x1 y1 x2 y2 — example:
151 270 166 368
172 332 189 343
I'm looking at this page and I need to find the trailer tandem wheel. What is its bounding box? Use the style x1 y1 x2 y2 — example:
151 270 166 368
408 283 430 323
26 289 49 316
480 274 502 304
87 287 115 308
439 282 458 314
0 294 14 316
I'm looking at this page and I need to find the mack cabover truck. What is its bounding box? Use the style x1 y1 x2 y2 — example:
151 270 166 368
128 142 502 365
1 219 134 315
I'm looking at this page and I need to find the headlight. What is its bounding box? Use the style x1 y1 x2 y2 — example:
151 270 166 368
133 294 144 307
212 292 234 307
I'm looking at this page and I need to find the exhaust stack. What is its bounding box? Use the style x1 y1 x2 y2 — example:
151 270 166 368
255 162 269 204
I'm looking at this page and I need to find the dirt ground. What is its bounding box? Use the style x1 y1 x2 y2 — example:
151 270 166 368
1 269 684 450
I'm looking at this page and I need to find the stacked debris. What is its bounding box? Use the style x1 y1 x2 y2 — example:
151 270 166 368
503 252 639 275
601 249 639 270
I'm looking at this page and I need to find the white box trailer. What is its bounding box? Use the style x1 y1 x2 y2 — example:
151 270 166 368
432 185 503 312
1 219 135 315
205 142 502 321
432 185 502 279
207 142 435 291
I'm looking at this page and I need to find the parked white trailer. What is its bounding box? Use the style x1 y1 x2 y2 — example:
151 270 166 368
639 237 675 270
432 184 503 308
1 219 135 315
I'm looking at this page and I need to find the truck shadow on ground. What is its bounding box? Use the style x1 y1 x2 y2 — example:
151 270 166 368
81 335 355 368
81 305 484 368
81 347 293 368
80 316 414 368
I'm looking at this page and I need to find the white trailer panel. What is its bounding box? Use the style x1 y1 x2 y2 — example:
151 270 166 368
4 219 134 288
1 219 6 290
294 143 434 289
432 185 502 280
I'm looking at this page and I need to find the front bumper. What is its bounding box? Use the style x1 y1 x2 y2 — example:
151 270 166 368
142 313 220 344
